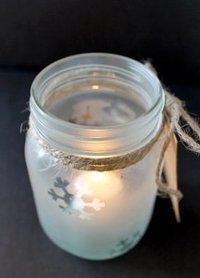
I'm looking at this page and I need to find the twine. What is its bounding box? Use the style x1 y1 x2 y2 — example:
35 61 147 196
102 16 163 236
29 90 200 200
156 91 200 199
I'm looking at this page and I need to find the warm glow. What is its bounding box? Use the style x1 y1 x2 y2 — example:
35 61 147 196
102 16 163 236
74 171 122 200
92 85 99 90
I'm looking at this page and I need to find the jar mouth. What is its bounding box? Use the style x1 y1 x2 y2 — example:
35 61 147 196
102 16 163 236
30 53 165 156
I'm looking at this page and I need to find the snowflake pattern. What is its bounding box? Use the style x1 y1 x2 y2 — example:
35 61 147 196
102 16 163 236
48 177 105 220
68 98 135 127
111 231 141 255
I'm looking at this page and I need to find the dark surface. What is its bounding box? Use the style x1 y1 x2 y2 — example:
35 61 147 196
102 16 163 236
0 69 200 277
1 0 200 84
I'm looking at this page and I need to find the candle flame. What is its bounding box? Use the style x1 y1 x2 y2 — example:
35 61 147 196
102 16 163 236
92 85 99 90
74 171 122 200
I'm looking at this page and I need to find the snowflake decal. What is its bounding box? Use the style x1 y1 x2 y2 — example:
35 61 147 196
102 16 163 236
48 177 105 220
111 231 141 255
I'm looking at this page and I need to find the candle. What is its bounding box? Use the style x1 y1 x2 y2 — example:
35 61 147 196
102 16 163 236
74 171 123 201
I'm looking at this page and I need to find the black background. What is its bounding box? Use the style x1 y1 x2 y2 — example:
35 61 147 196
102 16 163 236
1 0 200 84
1 1 200 277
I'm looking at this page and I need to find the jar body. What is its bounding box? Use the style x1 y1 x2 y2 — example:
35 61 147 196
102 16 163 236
25 53 164 260
25 132 162 260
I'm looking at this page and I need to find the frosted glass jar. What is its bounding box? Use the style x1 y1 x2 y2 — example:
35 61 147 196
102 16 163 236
25 53 165 260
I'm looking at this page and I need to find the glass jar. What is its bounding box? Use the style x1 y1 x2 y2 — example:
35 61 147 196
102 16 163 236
25 53 165 260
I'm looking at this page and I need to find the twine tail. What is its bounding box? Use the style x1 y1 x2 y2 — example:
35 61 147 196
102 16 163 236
165 91 200 154
156 91 200 222
176 107 200 153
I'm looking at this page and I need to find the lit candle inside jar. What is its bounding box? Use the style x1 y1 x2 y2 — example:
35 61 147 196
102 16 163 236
74 171 123 201
26 53 166 260
59 171 124 221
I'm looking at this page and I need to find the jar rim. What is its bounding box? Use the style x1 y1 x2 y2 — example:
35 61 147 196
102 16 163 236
31 53 164 130
29 53 165 156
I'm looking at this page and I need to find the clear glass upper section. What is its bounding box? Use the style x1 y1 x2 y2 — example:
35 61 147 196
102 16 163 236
47 81 146 127
30 53 165 157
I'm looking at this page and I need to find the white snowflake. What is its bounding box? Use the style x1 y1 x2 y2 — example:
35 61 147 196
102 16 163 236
48 177 105 220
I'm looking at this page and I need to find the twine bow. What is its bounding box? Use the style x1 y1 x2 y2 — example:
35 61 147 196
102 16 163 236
155 91 200 222
144 63 200 222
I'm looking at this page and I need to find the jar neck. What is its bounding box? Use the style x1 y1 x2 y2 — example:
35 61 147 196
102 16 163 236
29 53 165 158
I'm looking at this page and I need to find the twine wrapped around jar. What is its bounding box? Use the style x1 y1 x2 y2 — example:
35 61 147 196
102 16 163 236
28 68 200 223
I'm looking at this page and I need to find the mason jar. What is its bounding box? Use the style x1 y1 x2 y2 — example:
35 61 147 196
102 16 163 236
25 53 165 260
